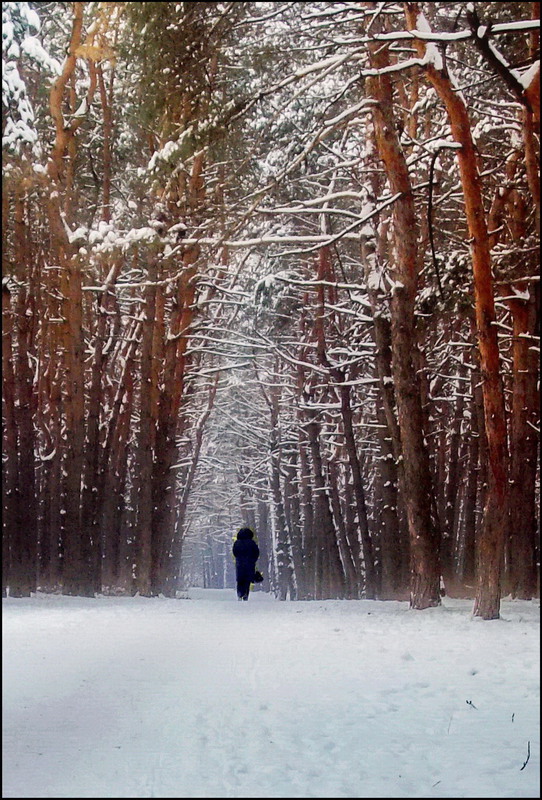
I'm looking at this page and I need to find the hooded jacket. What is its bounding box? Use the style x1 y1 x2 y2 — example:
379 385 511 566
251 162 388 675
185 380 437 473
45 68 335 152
232 528 260 581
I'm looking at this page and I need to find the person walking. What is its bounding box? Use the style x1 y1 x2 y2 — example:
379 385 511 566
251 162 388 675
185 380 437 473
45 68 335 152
232 527 260 601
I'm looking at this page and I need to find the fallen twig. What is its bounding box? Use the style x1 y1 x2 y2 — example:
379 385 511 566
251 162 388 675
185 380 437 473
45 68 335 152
520 741 531 771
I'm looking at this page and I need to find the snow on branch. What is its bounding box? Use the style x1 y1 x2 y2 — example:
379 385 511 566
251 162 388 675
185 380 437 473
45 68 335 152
368 18 539 42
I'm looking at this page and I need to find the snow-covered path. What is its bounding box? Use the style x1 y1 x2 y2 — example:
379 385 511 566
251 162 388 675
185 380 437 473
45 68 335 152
2 589 540 798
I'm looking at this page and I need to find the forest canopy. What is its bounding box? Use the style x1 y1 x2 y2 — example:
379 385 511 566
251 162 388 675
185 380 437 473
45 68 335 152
2 1 540 619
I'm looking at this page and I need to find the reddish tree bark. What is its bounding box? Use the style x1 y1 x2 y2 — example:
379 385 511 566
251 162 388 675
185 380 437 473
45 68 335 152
368 33 441 609
405 3 510 619
506 287 539 598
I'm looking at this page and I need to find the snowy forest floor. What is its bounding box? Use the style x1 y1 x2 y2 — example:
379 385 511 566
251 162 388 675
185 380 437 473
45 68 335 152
2 589 540 799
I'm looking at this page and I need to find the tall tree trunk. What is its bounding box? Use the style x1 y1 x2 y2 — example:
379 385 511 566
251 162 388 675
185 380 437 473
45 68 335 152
315 246 376 597
7 193 38 597
441 392 466 591
268 386 296 600
38 352 64 592
101 350 135 593
506 288 539 598
151 249 199 594
256 498 273 594
167 375 218 597
405 3 510 620
2 281 18 596
81 260 123 594
305 408 346 599
460 405 480 593
59 249 88 596
374 404 409 599
338 382 376 598
134 263 157 596
44 2 98 597
362 247 409 598
283 451 307 599
296 365 316 598
327 457 359 598
97 63 114 223
13 283 38 596
368 34 441 609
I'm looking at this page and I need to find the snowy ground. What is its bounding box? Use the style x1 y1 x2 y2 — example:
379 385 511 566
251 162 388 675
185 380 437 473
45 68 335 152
2 589 539 799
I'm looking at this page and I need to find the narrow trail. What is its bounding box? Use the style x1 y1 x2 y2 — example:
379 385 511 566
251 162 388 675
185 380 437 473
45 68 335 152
2 589 539 798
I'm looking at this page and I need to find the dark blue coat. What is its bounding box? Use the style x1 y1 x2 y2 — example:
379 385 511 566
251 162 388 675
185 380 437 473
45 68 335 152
232 529 260 581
